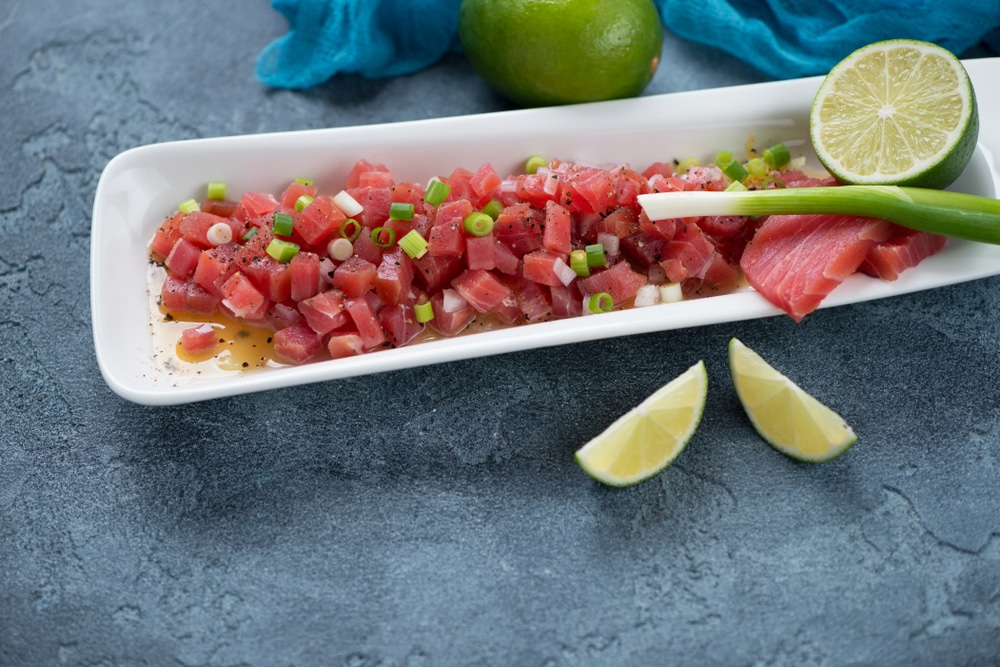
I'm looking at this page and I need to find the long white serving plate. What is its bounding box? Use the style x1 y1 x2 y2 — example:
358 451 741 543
91 58 1000 406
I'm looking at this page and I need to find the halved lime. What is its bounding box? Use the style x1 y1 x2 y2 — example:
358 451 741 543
810 39 979 190
575 361 707 486
728 338 856 462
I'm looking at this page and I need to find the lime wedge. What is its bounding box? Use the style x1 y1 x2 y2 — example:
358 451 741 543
575 361 707 486
728 338 856 462
810 39 978 190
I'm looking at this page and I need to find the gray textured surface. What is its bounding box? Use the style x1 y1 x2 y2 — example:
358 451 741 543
2 2 1000 666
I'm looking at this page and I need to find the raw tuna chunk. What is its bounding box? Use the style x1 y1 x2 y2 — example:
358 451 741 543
740 214 897 322
858 230 947 281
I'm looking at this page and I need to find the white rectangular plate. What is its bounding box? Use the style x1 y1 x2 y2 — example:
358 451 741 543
91 58 1000 405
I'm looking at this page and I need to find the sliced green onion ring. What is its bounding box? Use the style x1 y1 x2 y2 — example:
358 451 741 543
398 229 429 259
389 201 415 221
585 243 606 268
370 226 396 248
266 238 300 263
463 212 494 237
423 179 451 206
242 226 259 242
178 198 200 214
763 143 791 169
207 181 227 200
723 160 749 183
340 219 362 242
414 300 434 323
481 198 504 220
295 177 314 186
587 292 614 314
569 249 590 277
295 195 314 212
525 155 547 174
273 212 294 236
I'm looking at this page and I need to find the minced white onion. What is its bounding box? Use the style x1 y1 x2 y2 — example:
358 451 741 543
597 232 619 257
332 189 364 217
206 222 233 246
660 283 683 303
633 284 661 307
441 288 468 313
552 258 577 287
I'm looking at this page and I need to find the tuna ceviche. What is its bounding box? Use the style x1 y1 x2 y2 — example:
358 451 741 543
148 148 946 366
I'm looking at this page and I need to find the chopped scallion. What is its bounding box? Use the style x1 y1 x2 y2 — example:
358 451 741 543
370 226 396 248
295 177 314 186
242 226 259 241
587 292 614 314
423 179 451 206
723 160 749 183
746 157 767 180
327 237 354 261
333 190 364 217
389 201 415 221
585 243 606 268
178 198 200 214
414 300 435 323
676 156 699 174
206 222 233 246
295 195 314 212
763 143 791 169
481 198 504 220
714 150 735 168
725 180 748 192
569 248 590 277
266 238 300 263
398 229 429 259
273 212 294 236
525 155 547 174
207 181 227 200
463 212 494 237
340 219 362 242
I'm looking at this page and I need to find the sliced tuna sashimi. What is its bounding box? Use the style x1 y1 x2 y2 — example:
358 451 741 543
740 214 897 322
858 230 948 281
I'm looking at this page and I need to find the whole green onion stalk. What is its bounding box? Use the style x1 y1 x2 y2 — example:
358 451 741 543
637 187 1000 245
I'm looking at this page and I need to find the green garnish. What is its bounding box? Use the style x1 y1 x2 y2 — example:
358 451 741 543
463 212 494 237
266 238 300 262
398 229 429 258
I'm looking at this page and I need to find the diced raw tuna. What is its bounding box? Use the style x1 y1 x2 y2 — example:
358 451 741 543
345 297 386 349
328 332 366 359
451 269 512 314
579 261 648 304
741 214 897 322
428 288 476 336
333 255 377 298
180 323 218 353
298 289 348 334
374 248 415 305
220 272 267 320
273 324 323 365
165 237 204 277
289 251 322 302
379 304 424 347
465 234 498 271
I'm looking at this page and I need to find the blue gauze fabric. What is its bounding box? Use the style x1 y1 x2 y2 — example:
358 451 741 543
256 0 1000 88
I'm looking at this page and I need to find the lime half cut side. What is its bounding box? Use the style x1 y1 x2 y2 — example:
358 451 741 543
575 361 707 486
728 338 856 463
810 39 979 190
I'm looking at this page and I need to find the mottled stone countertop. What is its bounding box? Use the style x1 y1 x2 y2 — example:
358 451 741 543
2 2 999 666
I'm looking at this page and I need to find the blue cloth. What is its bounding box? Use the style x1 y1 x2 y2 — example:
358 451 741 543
256 0 1000 88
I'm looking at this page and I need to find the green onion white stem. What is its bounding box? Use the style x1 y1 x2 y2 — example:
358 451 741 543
637 186 1000 245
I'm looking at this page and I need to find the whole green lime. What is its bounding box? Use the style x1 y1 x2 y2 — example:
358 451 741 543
458 0 663 107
